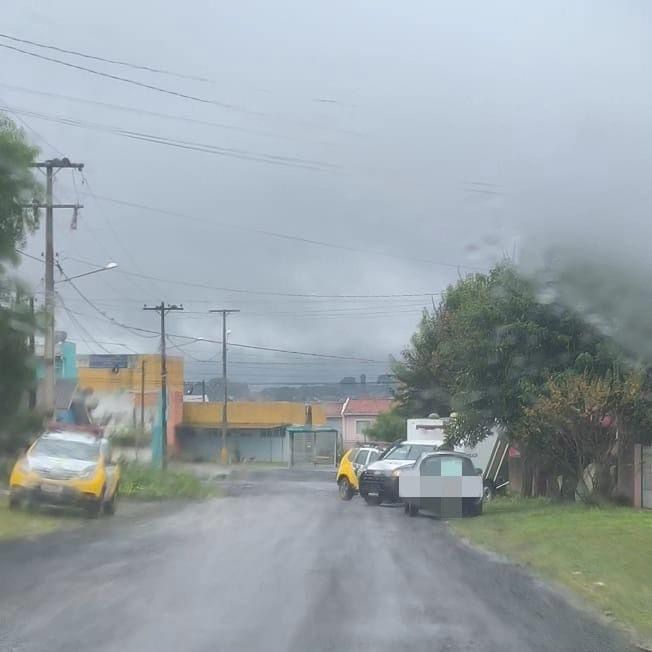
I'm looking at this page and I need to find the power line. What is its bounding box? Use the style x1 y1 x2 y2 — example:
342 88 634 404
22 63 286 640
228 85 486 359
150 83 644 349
56 292 112 354
55 252 444 298
0 42 244 111
0 83 322 146
0 32 216 83
0 104 336 172
61 193 481 272
51 266 386 362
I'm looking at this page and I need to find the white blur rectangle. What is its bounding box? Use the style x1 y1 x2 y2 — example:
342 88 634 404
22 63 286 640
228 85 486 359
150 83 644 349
399 475 482 499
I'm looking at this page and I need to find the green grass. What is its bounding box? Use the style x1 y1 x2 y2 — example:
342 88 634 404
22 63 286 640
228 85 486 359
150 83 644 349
0 497 68 540
119 463 219 500
452 497 652 644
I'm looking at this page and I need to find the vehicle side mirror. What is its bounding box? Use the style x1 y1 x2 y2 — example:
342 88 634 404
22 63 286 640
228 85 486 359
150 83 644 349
475 468 483 476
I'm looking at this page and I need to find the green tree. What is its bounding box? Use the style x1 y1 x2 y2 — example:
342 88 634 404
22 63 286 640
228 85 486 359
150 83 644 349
364 410 406 442
395 263 610 446
0 114 42 453
514 368 652 503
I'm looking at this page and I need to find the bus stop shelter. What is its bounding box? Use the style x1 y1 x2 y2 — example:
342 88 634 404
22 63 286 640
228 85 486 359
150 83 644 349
286 425 339 468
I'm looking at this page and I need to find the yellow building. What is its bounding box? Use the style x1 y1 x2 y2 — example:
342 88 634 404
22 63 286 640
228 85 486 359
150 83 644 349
178 401 331 463
76 354 185 450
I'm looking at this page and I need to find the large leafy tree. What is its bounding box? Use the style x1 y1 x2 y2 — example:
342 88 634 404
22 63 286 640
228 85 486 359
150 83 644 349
395 263 608 446
0 114 42 452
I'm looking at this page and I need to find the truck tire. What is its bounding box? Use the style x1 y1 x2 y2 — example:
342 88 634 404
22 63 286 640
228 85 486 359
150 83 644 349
408 502 419 517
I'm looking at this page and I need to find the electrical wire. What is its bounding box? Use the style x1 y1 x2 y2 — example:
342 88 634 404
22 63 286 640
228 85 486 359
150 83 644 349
0 42 245 111
55 256 444 299
0 32 216 83
0 83 326 146
52 269 386 362
0 104 336 172
56 291 113 353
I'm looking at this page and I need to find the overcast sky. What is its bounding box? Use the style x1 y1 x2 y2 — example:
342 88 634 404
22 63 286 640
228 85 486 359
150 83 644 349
3 1 652 385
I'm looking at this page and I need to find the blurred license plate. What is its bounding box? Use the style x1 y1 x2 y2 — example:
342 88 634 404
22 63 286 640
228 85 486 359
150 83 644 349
41 484 63 495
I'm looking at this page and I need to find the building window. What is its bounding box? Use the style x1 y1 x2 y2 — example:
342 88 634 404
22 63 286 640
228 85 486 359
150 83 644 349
355 419 372 435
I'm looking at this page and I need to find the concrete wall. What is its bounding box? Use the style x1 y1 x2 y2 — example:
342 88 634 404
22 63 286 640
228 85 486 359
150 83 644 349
176 427 287 463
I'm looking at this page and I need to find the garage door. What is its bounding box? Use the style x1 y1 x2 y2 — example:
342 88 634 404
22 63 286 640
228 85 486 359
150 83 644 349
643 446 652 509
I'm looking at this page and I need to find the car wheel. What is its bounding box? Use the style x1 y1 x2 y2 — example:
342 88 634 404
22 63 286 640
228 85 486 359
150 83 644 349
408 502 419 517
8 492 20 511
404 501 410 514
85 501 102 519
363 493 382 506
338 477 354 501
103 486 118 515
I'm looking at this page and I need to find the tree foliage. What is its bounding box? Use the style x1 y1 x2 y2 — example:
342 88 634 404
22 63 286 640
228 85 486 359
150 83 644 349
0 114 42 453
393 261 652 502
363 410 406 442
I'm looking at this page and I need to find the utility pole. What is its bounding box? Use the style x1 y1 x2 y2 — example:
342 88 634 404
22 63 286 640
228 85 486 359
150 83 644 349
29 297 37 409
30 159 84 416
143 302 183 469
209 309 239 464
138 359 146 461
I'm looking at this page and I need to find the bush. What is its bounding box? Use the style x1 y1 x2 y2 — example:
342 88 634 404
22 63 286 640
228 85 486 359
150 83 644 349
119 462 215 500
110 428 151 448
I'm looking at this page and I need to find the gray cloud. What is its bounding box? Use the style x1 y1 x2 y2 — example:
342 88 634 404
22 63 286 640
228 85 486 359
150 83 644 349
4 0 652 382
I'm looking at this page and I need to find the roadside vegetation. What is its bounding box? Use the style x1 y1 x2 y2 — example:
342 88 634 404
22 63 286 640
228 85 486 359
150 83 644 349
0 115 45 459
119 462 219 500
393 263 652 504
453 497 652 644
0 497 68 541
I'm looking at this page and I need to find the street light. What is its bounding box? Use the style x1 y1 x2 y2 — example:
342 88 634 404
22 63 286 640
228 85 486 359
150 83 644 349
168 336 205 351
55 262 118 284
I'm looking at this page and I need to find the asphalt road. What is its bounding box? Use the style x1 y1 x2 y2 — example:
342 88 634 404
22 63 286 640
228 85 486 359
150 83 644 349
0 469 635 652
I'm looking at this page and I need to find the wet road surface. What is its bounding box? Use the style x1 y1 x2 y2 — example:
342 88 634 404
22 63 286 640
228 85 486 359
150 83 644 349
0 469 634 651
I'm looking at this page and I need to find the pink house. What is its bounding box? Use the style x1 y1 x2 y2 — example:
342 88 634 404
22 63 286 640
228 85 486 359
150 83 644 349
341 398 393 448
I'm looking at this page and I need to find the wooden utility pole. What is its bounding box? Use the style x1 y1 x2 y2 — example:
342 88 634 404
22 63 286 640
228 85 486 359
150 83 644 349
143 302 183 469
209 309 239 463
30 159 84 416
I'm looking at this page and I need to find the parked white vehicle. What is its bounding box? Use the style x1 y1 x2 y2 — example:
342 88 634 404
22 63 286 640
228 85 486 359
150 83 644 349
406 418 510 500
399 450 484 518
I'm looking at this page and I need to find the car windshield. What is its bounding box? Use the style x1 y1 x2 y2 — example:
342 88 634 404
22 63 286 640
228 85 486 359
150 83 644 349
30 438 100 462
383 444 436 461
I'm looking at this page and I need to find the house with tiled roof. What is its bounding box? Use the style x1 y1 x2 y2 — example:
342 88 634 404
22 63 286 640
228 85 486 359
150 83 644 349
341 397 393 447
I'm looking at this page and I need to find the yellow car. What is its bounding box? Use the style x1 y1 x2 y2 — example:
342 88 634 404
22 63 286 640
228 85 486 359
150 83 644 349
9 430 120 517
336 446 382 500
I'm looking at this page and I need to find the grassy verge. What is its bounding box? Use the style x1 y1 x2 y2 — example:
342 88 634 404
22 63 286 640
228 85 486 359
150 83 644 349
119 462 219 500
452 497 652 644
0 497 67 541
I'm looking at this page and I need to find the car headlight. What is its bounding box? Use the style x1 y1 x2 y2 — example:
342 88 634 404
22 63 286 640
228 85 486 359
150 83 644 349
79 465 98 479
392 469 402 477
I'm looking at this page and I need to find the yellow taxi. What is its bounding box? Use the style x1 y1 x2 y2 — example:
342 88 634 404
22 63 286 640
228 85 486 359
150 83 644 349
9 430 120 517
336 445 383 500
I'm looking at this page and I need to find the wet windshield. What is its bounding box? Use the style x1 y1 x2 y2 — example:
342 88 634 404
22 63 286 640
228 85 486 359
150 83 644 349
31 438 100 462
383 444 437 461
